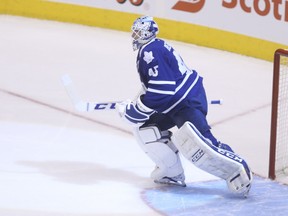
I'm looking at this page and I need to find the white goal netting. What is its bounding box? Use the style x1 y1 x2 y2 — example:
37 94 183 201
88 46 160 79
271 49 288 180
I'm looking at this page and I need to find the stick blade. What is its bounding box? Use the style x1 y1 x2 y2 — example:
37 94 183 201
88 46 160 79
61 74 87 112
61 74 73 86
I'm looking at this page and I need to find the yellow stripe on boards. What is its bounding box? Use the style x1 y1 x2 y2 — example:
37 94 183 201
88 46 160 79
0 0 287 62
155 17 287 62
0 0 138 31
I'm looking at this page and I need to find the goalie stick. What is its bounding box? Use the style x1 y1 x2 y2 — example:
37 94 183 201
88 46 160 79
61 74 223 112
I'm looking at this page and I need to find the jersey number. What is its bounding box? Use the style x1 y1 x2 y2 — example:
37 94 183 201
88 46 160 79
148 65 159 77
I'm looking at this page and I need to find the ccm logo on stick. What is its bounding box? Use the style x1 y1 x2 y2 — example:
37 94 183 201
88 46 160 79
94 103 116 110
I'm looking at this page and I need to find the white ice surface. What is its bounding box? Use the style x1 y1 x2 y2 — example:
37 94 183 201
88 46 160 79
0 15 275 215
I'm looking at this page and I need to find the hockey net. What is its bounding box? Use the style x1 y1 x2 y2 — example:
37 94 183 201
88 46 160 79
269 49 288 181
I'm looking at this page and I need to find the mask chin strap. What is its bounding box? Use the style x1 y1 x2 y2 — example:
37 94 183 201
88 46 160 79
132 40 141 51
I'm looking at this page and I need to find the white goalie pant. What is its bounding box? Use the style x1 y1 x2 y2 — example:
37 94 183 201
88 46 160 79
133 126 184 181
172 122 253 195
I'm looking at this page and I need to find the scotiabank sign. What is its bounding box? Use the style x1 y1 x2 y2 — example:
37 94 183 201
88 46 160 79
116 0 206 13
116 0 287 23
172 0 206 13
47 0 287 45
222 0 288 22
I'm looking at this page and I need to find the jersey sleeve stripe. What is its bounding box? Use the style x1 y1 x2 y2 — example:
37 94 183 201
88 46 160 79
162 73 200 113
175 70 192 92
148 80 176 85
147 88 175 95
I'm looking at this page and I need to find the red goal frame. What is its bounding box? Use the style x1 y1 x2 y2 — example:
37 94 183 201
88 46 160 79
269 49 288 180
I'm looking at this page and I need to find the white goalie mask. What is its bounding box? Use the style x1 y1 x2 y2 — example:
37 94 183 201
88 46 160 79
131 16 159 51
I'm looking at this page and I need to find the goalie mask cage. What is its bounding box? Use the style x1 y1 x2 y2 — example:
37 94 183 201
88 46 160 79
269 49 288 180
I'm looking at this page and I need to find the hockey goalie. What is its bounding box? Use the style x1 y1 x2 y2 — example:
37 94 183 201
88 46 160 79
116 16 253 196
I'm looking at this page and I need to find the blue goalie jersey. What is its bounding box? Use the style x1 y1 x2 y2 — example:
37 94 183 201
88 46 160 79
137 38 201 114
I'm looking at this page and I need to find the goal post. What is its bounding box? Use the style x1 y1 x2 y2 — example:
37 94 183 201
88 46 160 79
269 49 288 180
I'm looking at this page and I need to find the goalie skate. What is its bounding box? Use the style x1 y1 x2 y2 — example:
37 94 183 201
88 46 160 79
154 173 186 187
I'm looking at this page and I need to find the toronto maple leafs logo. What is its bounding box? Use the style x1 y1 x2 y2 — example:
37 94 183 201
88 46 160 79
143 51 154 64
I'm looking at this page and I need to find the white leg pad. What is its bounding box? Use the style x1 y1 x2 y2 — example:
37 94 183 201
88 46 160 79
145 142 183 180
133 126 184 180
172 122 252 195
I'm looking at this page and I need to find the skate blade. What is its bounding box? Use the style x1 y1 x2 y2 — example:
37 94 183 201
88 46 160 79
154 179 187 187
242 183 251 198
